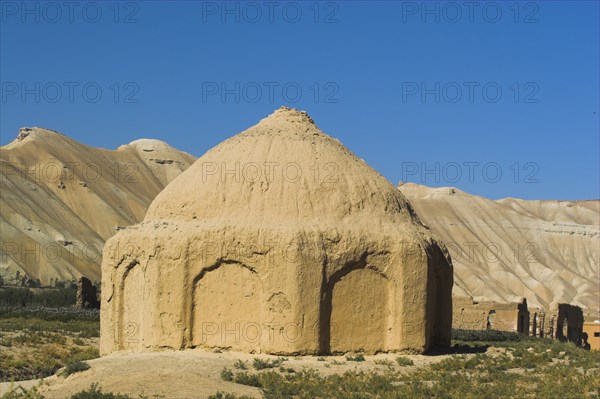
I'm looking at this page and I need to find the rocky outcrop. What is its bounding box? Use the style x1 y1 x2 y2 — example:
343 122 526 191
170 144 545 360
100 107 454 356
148 158 179 165
17 127 33 141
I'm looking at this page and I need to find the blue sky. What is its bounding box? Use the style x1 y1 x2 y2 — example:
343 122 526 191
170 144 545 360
1 0 598 200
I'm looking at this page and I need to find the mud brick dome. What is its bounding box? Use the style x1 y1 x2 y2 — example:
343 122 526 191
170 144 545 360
100 107 453 355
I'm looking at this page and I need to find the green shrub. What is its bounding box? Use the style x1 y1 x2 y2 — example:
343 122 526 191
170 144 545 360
1 383 137 399
233 360 247 370
233 371 262 387
69 383 131 399
0 383 44 399
374 359 394 366
252 357 286 370
60 360 90 377
395 357 414 366
207 393 254 399
220 368 234 382
345 354 366 362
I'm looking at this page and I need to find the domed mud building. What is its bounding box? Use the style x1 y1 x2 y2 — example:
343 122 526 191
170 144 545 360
100 107 453 355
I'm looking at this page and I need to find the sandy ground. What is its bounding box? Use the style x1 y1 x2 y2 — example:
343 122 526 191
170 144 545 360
0 349 452 398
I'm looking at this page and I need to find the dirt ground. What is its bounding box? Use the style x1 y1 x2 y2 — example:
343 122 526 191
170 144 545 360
0 349 453 398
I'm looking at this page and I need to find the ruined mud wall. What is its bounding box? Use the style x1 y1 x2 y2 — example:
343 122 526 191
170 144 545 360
550 304 584 345
452 297 529 334
76 276 99 309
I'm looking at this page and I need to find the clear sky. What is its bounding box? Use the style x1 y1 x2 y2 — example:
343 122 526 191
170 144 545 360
1 0 598 200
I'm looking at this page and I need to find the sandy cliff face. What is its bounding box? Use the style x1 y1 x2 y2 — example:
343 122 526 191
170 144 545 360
0 128 195 285
399 183 599 311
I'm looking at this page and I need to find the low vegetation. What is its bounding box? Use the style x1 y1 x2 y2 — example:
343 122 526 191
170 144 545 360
1 383 158 399
1 323 598 399
68 383 131 399
59 361 91 377
373 359 394 366
0 310 99 382
233 360 248 370
251 357 287 370
207 393 254 399
451 328 529 342
0 307 99 322
345 354 366 362
395 356 414 366
0 383 45 399
211 337 600 399
0 287 77 308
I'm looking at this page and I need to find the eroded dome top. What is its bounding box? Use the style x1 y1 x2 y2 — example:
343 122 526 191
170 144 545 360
145 107 419 227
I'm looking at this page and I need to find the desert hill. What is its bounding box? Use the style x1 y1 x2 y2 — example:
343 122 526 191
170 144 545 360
1 127 598 314
0 128 195 285
399 183 599 311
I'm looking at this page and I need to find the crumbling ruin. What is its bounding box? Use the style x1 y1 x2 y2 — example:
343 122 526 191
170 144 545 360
452 297 587 345
533 304 584 345
76 276 99 309
100 108 454 355
452 296 530 334
529 307 541 337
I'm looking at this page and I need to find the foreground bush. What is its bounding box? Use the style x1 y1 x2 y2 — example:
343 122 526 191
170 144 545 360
1 384 132 399
345 354 366 362
0 383 44 399
69 383 130 399
59 361 91 377
252 357 287 370
395 356 414 366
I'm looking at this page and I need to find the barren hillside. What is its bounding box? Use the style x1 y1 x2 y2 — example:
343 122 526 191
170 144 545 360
0 128 195 285
2 128 598 315
399 183 599 311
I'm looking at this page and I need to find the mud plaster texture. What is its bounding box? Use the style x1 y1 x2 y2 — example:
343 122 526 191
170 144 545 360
100 108 453 356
